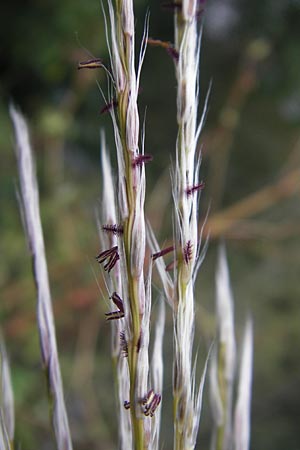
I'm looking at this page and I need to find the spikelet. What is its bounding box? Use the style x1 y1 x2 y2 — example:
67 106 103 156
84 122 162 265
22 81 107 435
172 0 207 447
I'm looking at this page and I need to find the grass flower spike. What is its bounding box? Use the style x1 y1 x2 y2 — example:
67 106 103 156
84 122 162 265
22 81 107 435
101 1 155 448
171 0 207 448
8 1 255 448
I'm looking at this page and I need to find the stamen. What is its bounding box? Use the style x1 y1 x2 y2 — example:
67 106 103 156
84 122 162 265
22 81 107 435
105 310 124 320
77 58 104 70
141 389 161 417
104 252 120 273
111 292 124 312
102 224 124 235
96 246 119 273
183 240 193 264
105 292 124 320
147 38 179 63
120 331 128 357
137 332 142 353
186 182 205 196
166 46 179 63
152 245 174 261
132 154 153 168
100 100 118 115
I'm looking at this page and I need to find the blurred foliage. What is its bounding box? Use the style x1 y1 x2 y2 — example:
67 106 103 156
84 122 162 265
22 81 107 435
1 0 300 448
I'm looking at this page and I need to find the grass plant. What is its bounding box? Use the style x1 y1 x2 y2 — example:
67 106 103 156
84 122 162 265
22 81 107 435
7 1 254 449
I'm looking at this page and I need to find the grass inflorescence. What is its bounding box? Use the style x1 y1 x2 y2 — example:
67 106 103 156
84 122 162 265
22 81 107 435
7 1 254 449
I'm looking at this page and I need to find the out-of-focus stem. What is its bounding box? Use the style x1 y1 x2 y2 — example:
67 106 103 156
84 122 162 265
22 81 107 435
10 105 73 450
215 343 227 450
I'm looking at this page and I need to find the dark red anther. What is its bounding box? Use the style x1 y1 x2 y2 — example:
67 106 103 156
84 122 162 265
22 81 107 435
137 332 142 353
186 182 205 196
147 38 179 63
105 310 124 320
103 253 119 272
78 58 103 70
102 224 124 236
105 292 124 321
141 389 161 417
96 246 120 273
100 99 118 115
120 331 128 357
183 240 193 264
152 245 174 261
111 292 124 311
166 46 179 63
132 154 153 168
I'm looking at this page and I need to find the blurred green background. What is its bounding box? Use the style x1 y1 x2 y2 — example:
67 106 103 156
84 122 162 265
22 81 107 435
1 0 300 448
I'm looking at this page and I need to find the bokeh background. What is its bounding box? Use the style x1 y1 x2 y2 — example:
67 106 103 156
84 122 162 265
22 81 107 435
1 0 300 448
